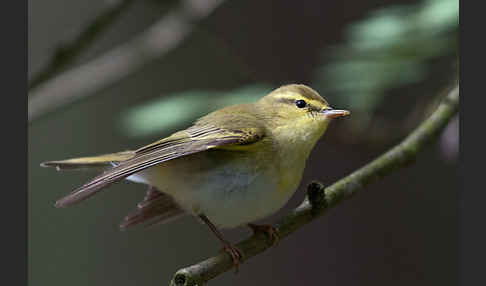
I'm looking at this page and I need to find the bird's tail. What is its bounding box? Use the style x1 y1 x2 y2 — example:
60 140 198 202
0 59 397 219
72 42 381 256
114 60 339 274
42 151 186 228
40 150 136 170
120 186 185 230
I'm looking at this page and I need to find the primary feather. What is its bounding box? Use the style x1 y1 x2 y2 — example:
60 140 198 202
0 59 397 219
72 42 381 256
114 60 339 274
40 151 135 170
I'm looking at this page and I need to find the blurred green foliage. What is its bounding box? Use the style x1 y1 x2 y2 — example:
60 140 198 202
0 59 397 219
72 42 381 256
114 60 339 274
121 84 272 137
313 0 458 117
121 0 458 140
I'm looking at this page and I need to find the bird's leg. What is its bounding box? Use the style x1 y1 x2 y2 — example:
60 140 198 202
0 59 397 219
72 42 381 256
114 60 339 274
199 214 243 273
247 223 280 246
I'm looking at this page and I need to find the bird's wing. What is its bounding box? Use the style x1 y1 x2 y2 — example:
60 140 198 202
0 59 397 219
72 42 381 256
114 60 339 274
54 120 265 208
40 151 136 170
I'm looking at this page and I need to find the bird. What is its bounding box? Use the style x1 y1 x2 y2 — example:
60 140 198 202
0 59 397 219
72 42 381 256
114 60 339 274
41 84 350 270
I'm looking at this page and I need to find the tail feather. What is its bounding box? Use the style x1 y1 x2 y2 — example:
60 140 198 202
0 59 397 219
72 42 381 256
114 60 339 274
120 186 185 230
40 151 135 170
43 152 187 228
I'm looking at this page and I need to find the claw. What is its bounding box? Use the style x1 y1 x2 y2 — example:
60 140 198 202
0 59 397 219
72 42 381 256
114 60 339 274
222 244 243 273
248 223 280 246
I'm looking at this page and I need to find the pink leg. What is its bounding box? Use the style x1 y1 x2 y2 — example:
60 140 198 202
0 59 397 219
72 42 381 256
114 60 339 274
199 215 243 273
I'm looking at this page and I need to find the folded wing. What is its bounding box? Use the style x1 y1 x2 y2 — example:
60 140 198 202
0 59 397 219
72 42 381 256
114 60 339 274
40 151 136 170
54 120 265 208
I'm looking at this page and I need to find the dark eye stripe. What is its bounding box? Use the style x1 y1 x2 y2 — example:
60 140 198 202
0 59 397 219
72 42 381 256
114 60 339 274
275 97 297 105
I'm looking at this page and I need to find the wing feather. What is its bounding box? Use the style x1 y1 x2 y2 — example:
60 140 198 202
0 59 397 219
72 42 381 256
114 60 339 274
55 121 265 208
40 151 135 170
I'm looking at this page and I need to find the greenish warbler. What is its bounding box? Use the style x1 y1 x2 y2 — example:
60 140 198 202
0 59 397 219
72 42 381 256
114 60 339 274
41 84 349 268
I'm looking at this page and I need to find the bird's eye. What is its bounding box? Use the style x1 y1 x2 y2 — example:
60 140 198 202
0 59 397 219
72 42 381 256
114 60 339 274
295 99 307 108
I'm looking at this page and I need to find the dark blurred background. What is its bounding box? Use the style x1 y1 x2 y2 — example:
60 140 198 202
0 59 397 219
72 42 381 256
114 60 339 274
28 0 459 285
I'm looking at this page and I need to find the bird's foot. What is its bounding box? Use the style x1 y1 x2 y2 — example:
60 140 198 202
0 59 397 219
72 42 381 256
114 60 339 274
221 244 243 273
248 223 280 246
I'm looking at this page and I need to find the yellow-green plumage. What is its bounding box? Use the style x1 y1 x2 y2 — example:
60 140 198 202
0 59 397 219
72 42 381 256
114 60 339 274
42 84 349 230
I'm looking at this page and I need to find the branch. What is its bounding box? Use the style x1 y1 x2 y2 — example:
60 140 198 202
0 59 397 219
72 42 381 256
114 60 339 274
169 84 459 286
28 0 225 122
28 0 135 90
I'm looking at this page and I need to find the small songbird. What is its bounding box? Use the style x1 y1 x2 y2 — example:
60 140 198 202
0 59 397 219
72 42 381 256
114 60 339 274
41 84 349 269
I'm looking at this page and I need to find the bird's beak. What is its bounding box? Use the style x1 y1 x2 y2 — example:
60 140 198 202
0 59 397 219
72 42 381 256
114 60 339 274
321 108 350 119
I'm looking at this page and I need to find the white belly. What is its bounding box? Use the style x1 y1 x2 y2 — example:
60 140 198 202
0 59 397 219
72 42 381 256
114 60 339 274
183 170 298 228
128 151 299 228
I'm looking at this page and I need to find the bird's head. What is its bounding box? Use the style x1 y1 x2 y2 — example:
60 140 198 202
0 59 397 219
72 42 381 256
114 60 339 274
257 84 350 153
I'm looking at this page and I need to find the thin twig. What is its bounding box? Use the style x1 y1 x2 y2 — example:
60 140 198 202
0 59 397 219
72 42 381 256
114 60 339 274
29 0 135 90
28 0 225 122
169 84 459 286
